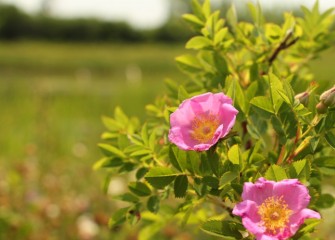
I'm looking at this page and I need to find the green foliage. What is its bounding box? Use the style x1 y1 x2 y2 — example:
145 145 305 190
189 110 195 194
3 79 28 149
96 1 335 239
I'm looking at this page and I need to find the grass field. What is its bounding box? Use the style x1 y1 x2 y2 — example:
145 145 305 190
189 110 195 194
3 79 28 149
0 41 186 239
1 41 335 239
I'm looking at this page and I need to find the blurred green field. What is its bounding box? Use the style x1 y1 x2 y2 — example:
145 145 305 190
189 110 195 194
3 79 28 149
0 41 186 239
1 41 335 239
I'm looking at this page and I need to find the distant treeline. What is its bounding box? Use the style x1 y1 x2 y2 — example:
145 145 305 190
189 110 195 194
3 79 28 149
0 3 309 43
0 4 194 42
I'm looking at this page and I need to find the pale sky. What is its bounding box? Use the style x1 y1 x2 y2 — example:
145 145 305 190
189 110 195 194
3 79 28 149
1 0 335 29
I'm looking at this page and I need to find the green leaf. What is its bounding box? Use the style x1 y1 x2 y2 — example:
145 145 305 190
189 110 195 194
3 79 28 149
202 176 219 189
315 193 335 209
101 132 119 140
182 13 204 28
178 85 189 102
114 193 139 203
314 156 335 174
93 157 123 170
281 78 295 105
228 144 242 167
250 96 275 117
226 77 247 114
169 145 187 172
136 167 149 180
114 106 129 123
141 123 149 146
128 182 151 197
293 219 321 239
220 171 238 187
103 174 113 194
109 207 130 227
118 135 129 151
102 116 122 131
186 36 212 50
148 130 156 151
199 153 212 175
271 116 287 144
201 220 243 239
98 143 126 158
277 89 291 105
248 2 265 27
277 102 299 140
325 130 335 149
268 72 283 113
145 167 178 189
214 28 228 46
213 52 228 77
265 165 288 181
325 110 335 130
147 196 160 213
207 150 220 177
226 4 237 30
202 0 211 18
246 140 262 164
186 151 201 175
289 159 311 181
175 54 203 74
174 175 188 198
191 0 205 20
130 149 152 157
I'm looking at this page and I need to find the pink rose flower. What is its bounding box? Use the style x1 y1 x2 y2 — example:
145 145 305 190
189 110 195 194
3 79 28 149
168 92 238 151
233 178 321 240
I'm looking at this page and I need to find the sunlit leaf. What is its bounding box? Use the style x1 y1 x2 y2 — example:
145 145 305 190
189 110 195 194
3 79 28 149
98 143 126 158
175 54 203 74
186 36 212 50
228 144 242 167
265 165 288 181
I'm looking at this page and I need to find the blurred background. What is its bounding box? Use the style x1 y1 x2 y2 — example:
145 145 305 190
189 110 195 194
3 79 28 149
0 0 335 239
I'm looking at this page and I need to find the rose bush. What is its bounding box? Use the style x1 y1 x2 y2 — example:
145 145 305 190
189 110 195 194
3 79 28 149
95 1 335 239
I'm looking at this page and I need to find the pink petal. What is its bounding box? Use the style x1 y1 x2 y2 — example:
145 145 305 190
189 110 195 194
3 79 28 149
233 200 263 234
288 208 321 235
273 179 311 211
193 143 212 151
211 93 233 113
170 100 196 128
241 178 275 205
214 92 233 104
168 127 196 151
256 234 279 240
217 104 238 136
190 93 213 114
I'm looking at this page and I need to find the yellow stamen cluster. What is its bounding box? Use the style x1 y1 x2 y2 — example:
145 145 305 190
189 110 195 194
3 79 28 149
190 113 220 143
258 196 292 234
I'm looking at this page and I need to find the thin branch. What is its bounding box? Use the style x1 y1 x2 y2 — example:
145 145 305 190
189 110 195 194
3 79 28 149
268 31 299 66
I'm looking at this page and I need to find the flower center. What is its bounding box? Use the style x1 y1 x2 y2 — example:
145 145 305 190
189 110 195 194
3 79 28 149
258 196 292 234
190 113 220 143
